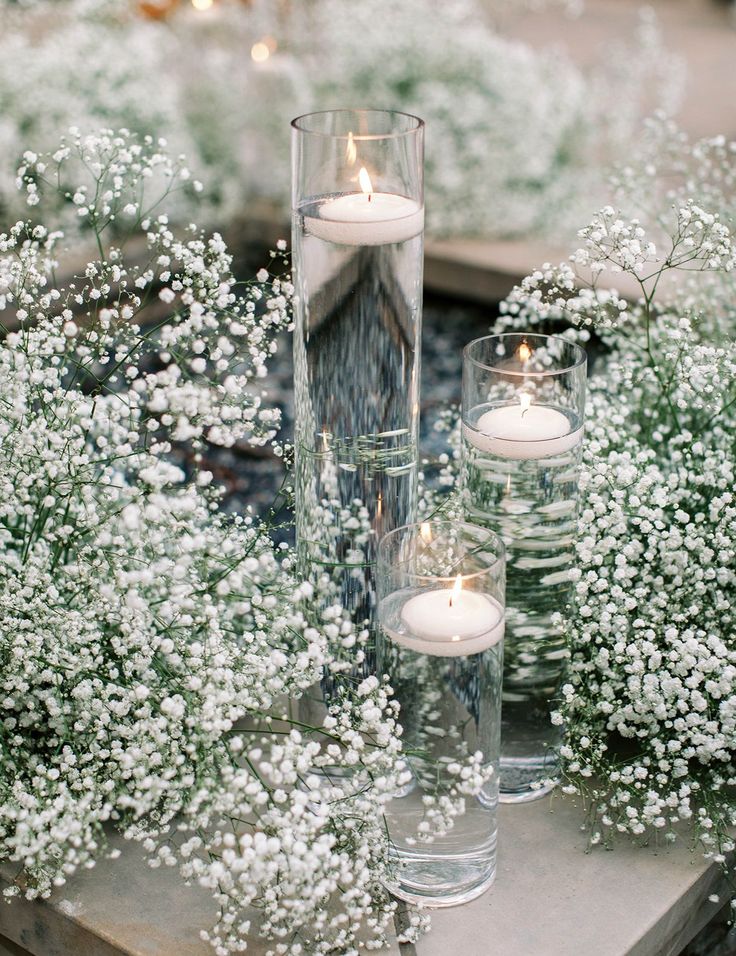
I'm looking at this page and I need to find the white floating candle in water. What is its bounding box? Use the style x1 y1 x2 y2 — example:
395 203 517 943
465 393 583 461
304 166 424 246
385 575 504 658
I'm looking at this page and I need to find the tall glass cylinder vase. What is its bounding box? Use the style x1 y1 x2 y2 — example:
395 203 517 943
461 334 586 802
292 110 424 717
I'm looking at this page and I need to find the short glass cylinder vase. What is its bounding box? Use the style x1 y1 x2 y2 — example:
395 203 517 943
377 520 505 907
461 333 586 803
291 110 424 653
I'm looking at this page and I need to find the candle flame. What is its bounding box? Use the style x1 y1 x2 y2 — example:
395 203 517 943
192 0 213 9
519 393 532 418
359 166 373 197
518 340 532 363
346 131 357 166
420 522 432 544
449 574 463 608
251 40 270 61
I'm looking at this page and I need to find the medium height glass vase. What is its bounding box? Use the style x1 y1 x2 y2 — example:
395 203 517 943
291 110 425 648
461 333 587 802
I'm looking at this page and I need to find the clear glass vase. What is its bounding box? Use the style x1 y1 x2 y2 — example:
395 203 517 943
461 333 587 802
377 520 505 906
291 110 424 720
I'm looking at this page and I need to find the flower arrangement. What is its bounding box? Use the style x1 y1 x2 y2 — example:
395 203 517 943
0 128 431 955
2 95 733 956
0 0 681 241
0 0 271 229
283 0 681 240
485 117 736 864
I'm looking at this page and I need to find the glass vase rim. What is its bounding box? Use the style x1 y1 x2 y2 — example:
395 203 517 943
291 108 425 141
464 332 587 377
378 519 506 578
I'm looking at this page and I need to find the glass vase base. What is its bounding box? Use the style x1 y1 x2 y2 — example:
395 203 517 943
499 756 559 803
386 851 496 908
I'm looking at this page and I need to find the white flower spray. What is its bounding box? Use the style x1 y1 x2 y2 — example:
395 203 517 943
0 0 681 241
0 128 488 954
424 121 736 872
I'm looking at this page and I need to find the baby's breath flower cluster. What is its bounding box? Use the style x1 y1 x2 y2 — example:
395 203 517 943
0 0 264 226
282 0 680 240
1 0 680 241
0 128 436 955
495 122 736 862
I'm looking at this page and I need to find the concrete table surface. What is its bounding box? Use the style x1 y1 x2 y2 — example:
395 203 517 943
0 793 726 956
412 795 726 956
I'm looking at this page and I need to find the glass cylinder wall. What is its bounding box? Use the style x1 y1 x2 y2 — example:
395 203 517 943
461 333 587 802
291 109 424 644
377 520 505 907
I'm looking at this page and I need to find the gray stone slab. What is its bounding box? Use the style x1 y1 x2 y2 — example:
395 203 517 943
237 202 646 307
0 838 216 956
234 203 572 306
0 936 31 956
0 793 725 956
415 794 727 956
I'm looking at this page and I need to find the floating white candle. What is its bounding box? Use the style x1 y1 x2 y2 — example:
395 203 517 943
304 167 424 246
464 394 583 461
385 576 504 658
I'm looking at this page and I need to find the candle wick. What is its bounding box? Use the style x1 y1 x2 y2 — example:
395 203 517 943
368 193 372 203
449 595 453 608
521 406 528 419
